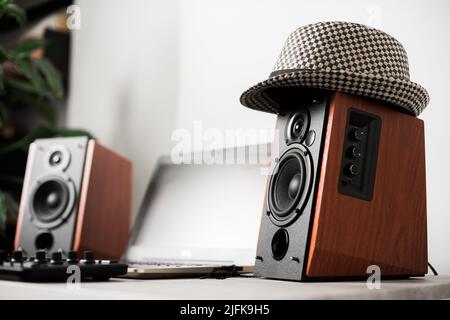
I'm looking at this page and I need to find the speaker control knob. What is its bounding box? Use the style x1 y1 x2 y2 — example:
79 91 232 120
349 128 365 141
345 163 359 177
83 251 95 264
35 250 47 263
67 251 78 263
348 146 361 159
51 252 63 264
11 250 23 263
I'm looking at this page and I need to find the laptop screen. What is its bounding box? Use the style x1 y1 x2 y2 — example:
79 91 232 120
126 145 270 265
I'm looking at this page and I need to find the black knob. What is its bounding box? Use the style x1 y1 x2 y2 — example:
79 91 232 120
348 146 362 159
345 163 359 177
51 252 63 264
35 250 47 263
349 128 365 141
83 251 95 264
11 250 23 263
67 251 78 263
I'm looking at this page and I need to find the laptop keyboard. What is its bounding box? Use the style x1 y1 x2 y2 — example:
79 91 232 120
128 262 214 268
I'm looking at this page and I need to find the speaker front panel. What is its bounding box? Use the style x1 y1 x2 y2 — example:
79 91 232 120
15 137 89 255
254 89 329 281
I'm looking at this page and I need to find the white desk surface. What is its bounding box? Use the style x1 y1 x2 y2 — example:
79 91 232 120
0 275 450 300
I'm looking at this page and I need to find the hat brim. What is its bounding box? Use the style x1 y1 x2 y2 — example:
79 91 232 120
240 69 429 116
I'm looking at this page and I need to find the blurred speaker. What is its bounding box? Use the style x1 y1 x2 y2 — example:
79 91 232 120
255 89 427 281
14 137 132 260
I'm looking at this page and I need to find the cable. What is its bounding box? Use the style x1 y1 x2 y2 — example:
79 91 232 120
428 262 438 276
200 265 242 279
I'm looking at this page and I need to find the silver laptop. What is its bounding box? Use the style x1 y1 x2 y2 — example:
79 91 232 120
123 144 271 278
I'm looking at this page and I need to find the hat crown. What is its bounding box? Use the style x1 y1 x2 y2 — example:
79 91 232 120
273 21 410 80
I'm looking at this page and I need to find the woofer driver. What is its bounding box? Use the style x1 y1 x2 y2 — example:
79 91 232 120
268 147 313 226
29 175 76 229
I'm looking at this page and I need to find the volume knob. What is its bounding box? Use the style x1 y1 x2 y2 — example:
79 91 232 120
348 146 361 159
35 250 47 263
67 251 78 263
11 250 23 263
51 252 63 264
83 251 95 264
345 163 359 177
349 128 365 141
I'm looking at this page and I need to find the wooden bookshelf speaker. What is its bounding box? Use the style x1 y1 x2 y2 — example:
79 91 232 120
251 89 427 281
14 137 132 260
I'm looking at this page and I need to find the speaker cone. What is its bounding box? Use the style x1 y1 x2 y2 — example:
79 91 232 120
269 151 306 218
32 179 70 223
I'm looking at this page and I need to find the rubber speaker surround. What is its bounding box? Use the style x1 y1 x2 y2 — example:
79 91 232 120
268 146 313 226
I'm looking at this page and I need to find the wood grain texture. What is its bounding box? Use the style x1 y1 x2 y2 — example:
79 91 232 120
306 92 427 277
73 140 132 260
14 143 37 249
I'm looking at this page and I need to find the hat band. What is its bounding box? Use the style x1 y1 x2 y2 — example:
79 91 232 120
269 69 302 78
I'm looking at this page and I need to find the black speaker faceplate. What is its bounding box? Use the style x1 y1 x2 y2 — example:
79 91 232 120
255 91 329 281
18 137 88 254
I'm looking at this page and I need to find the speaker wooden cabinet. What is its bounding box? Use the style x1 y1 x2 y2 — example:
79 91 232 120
255 89 427 281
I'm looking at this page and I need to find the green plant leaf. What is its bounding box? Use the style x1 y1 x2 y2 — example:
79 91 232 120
0 190 19 234
0 126 55 155
45 126 95 139
0 47 8 62
0 125 94 155
4 77 39 95
7 89 57 124
5 191 19 222
3 79 59 124
4 3 26 26
0 0 13 20
16 58 47 96
10 39 47 60
32 58 64 98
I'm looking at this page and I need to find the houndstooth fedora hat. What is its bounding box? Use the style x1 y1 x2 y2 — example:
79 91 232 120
240 21 429 116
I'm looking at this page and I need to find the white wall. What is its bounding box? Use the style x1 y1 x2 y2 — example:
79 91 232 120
68 0 450 274
68 0 180 218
